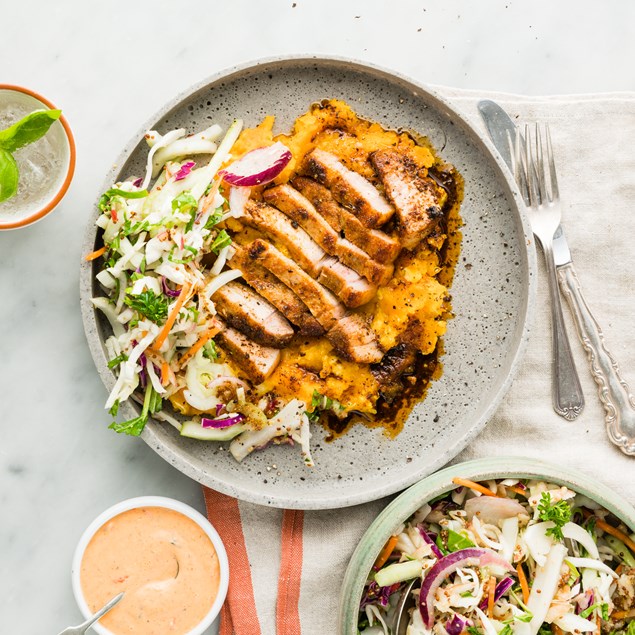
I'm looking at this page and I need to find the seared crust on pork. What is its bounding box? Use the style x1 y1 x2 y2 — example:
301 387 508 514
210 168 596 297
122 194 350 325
301 149 394 228
247 239 345 330
212 281 294 348
292 176 401 264
229 245 323 337
371 149 447 250
216 321 281 384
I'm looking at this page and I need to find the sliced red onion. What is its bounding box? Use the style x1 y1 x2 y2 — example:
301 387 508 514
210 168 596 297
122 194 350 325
465 496 527 524
201 413 245 428
219 142 292 186
575 590 594 614
132 177 143 187
419 548 514 628
161 277 181 298
446 614 467 635
419 525 444 559
174 161 195 181
216 403 225 416
478 576 515 610
137 349 148 387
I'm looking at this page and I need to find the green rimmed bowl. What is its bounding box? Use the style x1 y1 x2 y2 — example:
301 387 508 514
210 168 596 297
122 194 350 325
338 456 635 634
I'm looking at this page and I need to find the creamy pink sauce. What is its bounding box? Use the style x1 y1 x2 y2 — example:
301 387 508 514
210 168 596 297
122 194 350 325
81 507 220 634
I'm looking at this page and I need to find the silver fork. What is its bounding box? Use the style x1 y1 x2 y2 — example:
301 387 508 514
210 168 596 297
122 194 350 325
56 593 124 635
509 124 584 420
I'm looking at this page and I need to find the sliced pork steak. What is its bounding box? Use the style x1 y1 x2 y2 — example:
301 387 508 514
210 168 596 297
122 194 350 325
212 281 294 348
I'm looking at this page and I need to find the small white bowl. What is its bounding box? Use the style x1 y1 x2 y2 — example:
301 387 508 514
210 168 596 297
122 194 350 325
71 496 229 635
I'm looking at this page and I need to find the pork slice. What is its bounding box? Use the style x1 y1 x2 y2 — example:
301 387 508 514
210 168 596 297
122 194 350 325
292 176 401 264
242 199 326 276
371 149 447 250
327 314 384 364
265 183 393 286
230 245 324 337
263 184 340 253
301 149 394 228
318 257 377 308
212 281 294 348
334 238 394 287
216 321 281 384
246 239 345 331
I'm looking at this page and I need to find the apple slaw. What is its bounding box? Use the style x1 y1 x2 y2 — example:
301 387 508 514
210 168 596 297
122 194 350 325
87 120 315 466
359 477 635 635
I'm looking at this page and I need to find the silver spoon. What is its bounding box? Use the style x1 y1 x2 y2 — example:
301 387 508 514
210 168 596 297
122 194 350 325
392 579 416 635
56 593 124 635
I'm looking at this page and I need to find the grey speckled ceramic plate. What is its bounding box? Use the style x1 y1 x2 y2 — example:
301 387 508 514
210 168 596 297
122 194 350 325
80 56 536 510
338 457 635 634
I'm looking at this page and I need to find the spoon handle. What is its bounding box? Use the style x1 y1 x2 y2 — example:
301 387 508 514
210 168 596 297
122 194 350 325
56 593 124 635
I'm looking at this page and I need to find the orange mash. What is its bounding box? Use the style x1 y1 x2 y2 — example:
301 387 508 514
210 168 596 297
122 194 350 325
80 507 220 634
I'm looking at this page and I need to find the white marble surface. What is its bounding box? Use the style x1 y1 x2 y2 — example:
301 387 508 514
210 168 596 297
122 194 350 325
2 1 635 632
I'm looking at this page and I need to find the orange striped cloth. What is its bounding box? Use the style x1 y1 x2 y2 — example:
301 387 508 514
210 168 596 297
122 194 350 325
204 488 304 635
203 486 385 634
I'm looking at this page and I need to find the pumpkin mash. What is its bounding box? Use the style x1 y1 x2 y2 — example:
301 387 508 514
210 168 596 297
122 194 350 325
172 99 462 436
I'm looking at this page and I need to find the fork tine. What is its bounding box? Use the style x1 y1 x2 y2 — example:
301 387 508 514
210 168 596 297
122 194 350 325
524 124 540 208
535 123 546 204
545 124 559 201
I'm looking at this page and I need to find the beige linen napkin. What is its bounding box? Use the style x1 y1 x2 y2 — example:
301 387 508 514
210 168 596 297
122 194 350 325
204 90 635 635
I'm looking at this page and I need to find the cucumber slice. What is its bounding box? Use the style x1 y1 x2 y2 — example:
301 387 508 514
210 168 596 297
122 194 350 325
180 420 246 441
374 559 422 587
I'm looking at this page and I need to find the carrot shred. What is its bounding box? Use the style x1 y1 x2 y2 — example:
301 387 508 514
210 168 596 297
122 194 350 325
161 361 170 386
373 535 398 570
594 517 635 554
487 576 496 618
84 246 107 261
177 323 221 370
584 509 635 553
517 563 530 604
508 485 528 497
612 608 635 620
199 181 221 214
452 477 498 497
153 282 192 351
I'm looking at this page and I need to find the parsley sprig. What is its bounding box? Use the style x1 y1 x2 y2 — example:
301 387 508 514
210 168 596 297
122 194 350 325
110 383 162 436
308 390 345 421
537 491 572 541
124 289 169 324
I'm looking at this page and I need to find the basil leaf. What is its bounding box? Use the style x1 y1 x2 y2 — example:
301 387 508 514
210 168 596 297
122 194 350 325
0 148 19 203
0 109 61 152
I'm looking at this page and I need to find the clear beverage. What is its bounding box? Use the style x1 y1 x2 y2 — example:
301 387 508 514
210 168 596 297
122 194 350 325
0 90 69 224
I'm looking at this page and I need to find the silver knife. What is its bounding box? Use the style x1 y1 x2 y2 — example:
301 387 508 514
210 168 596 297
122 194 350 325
479 99 635 456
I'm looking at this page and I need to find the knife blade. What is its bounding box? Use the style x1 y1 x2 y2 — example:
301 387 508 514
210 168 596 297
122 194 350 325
478 99 635 453
477 100 572 266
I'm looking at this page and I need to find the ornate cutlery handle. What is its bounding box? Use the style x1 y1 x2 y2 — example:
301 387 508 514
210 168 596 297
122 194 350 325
543 242 585 420
558 262 635 455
